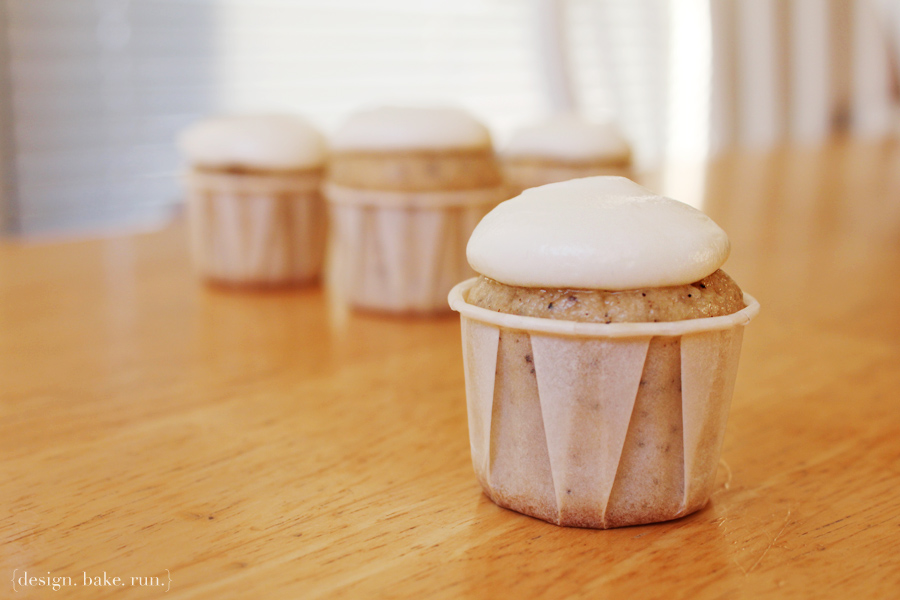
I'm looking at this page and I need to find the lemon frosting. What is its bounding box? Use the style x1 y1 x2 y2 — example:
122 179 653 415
466 176 730 290
331 106 492 152
504 115 630 163
179 115 326 170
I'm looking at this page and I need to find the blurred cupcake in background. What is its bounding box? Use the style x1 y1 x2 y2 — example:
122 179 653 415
179 115 327 288
325 106 506 314
502 115 632 195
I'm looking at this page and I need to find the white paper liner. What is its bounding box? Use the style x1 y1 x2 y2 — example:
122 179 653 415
449 278 759 528
681 327 745 509
327 187 507 313
185 170 325 285
531 335 650 527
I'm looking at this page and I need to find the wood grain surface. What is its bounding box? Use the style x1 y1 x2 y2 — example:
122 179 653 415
2 140 899 599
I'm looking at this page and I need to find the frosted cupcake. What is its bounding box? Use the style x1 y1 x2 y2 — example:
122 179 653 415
325 106 507 313
449 177 759 528
503 116 632 194
179 115 327 287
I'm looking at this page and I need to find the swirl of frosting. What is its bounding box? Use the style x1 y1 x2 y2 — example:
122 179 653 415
179 115 326 170
466 177 730 290
331 106 492 152
504 115 630 163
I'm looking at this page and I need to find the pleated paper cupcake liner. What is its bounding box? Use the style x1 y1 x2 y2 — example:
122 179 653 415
326 183 509 313
186 170 326 286
449 278 759 528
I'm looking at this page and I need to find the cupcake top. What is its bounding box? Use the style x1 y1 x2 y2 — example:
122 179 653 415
504 115 630 163
178 115 327 170
466 176 730 290
331 106 492 153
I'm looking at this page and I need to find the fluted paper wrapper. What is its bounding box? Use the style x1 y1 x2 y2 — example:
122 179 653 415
450 278 759 528
186 170 325 286
326 183 507 313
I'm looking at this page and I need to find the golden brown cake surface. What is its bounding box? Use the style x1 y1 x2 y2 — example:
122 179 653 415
466 269 744 323
193 164 324 178
328 149 502 191
504 154 631 171
502 157 633 195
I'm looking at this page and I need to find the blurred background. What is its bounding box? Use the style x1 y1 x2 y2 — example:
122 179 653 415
0 0 898 237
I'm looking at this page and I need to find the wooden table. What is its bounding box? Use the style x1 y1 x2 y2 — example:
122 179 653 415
2 140 899 599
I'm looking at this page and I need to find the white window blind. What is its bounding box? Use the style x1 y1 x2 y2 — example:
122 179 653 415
1 0 566 235
1 0 897 235
212 0 544 134
4 0 217 235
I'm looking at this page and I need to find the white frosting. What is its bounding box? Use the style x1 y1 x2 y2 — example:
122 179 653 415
331 106 492 152
178 115 326 170
504 115 630 163
466 177 730 290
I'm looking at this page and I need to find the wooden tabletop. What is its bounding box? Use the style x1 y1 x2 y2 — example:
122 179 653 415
2 140 899 599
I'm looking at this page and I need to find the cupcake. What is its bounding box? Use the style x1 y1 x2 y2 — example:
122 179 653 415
179 115 327 287
502 115 632 195
325 106 507 313
448 176 759 528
